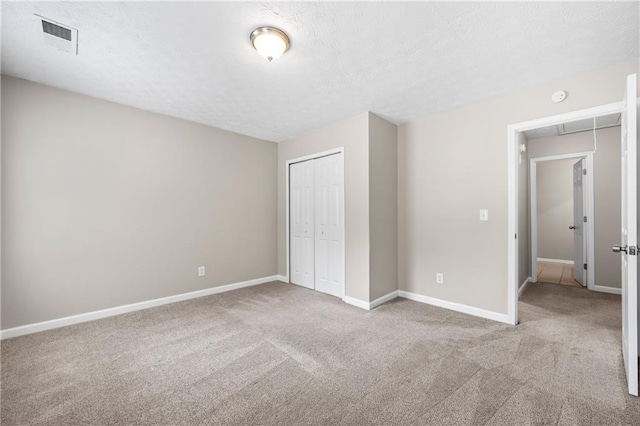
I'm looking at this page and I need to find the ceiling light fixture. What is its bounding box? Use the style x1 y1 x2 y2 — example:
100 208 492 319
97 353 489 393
250 26 290 62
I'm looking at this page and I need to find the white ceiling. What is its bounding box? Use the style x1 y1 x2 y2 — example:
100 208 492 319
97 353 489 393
2 1 638 142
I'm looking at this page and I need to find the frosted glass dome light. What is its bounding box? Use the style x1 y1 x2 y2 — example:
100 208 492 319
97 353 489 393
250 27 290 61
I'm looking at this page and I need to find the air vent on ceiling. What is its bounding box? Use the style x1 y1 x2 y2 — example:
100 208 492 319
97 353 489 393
42 20 72 41
558 113 621 135
36 14 78 55
523 112 622 140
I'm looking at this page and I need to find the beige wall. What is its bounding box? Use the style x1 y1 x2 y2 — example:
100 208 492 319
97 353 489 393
277 113 371 301
529 126 622 289
368 113 398 300
536 159 575 261
1 76 278 328
517 133 530 285
398 60 636 314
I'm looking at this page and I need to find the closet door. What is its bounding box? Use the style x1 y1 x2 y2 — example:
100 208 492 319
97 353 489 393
290 160 315 289
314 153 344 298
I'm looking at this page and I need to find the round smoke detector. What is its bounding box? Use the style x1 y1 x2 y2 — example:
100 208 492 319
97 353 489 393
551 91 567 103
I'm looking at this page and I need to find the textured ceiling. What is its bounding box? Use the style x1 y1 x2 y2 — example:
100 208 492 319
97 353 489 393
2 1 638 142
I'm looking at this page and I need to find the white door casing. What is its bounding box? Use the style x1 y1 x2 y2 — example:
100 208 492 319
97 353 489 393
620 74 638 396
572 159 587 286
314 153 345 298
290 160 315 289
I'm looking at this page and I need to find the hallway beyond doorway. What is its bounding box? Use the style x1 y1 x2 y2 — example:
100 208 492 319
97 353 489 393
537 261 583 288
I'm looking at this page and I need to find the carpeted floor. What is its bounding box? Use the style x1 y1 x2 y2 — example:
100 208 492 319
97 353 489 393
2 281 639 425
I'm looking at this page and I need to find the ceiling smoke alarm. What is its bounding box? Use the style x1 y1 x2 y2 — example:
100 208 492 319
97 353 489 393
551 90 567 103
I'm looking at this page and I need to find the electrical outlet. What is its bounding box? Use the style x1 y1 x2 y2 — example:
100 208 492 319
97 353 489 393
198 266 205 277
436 272 444 284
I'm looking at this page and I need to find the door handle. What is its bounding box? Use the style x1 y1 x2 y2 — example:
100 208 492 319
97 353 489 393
569 226 576 230
613 245 638 255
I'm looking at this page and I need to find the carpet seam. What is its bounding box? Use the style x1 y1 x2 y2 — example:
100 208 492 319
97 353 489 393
407 363 485 425
481 378 530 425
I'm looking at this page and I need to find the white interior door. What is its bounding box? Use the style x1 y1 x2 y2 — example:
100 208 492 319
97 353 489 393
290 160 315 289
572 159 587 286
617 73 638 396
314 153 345 298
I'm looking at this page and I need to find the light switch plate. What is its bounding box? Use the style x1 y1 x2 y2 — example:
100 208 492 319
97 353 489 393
479 209 489 221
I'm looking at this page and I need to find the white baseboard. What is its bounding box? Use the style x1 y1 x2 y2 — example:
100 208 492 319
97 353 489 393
276 275 288 283
518 277 532 298
343 290 399 311
370 290 399 309
0 275 279 340
537 258 574 265
343 296 370 310
397 290 511 324
592 285 622 295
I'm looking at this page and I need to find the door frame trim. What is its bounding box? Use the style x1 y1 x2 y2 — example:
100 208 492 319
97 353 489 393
529 151 595 291
507 101 622 325
285 147 346 299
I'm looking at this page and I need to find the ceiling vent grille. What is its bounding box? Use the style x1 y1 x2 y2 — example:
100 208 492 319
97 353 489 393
42 20 72 41
36 15 78 55
557 113 621 136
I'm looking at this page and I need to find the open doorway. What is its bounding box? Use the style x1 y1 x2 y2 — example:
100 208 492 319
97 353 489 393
525 120 623 295
530 153 594 290
507 74 638 396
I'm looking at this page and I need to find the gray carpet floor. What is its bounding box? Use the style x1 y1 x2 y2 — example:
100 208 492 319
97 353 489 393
2 281 639 425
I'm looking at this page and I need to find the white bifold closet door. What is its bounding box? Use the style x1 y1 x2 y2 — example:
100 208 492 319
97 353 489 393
314 154 344 297
290 160 315 289
290 153 344 298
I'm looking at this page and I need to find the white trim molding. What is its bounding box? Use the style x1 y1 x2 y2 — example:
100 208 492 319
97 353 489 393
343 290 399 311
276 275 289 283
343 296 370 310
592 285 622 295
0 275 279 340
397 290 511 324
518 277 532 298
370 291 399 309
537 258 574 265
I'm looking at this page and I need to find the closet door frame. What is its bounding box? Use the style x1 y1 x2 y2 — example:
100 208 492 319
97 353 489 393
286 147 345 299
